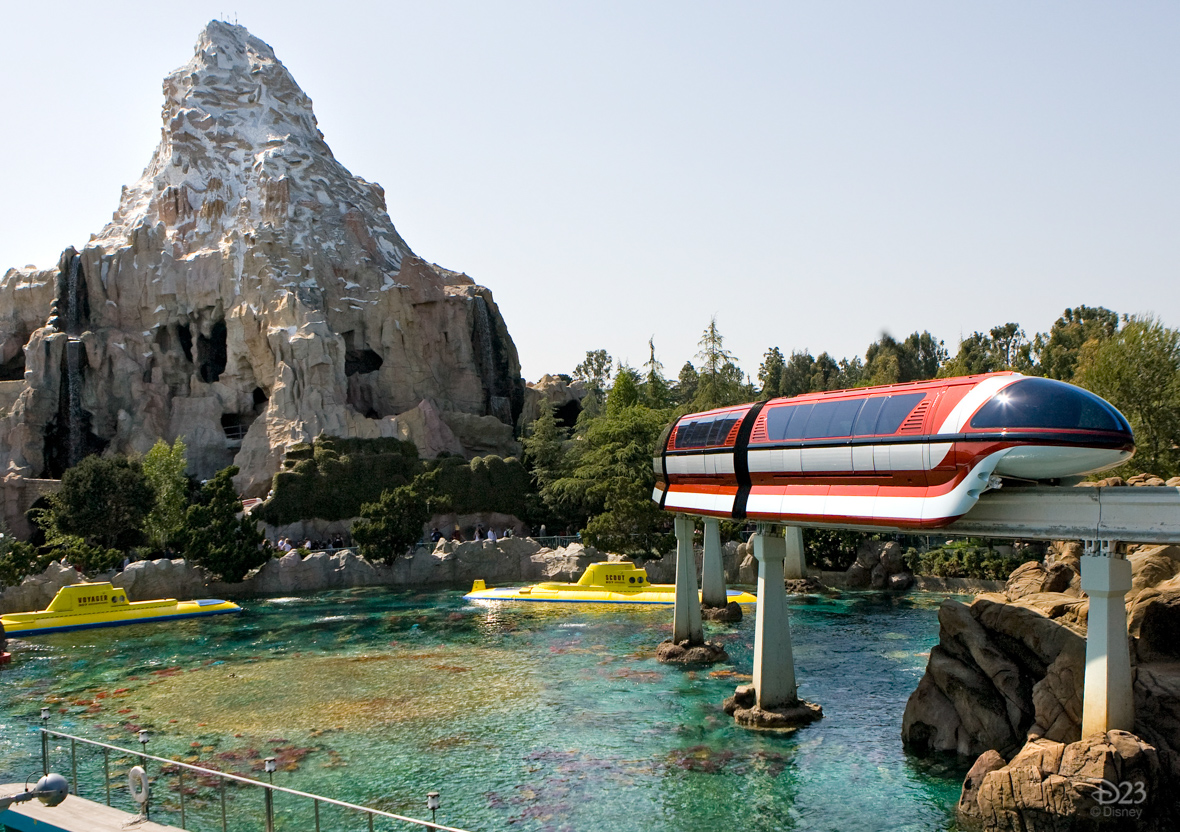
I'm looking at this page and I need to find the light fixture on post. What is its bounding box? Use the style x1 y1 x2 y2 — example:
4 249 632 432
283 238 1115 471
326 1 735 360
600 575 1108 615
39 708 50 775
427 791 440 824
137 731 150 819
264 757 277 832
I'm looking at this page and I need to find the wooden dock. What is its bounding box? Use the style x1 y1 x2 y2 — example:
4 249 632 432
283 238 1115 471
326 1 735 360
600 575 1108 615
0 783 180 832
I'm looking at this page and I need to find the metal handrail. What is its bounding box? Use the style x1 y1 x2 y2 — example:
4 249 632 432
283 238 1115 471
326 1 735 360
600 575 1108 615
40 728 471 832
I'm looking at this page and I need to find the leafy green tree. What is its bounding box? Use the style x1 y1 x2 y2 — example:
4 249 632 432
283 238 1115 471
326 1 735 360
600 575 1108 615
573 349 613 414
351 482 431 564
1033 306 1120 381
941 323 1031 377
142 438 190 551
1074 315 1180 477
178 466 267 582
864 331 946 385
546 403 672 555
758 347 785 399
52 455 153 551
781 351 815 397
0 518 49 588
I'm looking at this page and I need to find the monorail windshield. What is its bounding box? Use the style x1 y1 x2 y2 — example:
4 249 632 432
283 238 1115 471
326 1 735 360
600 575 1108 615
969 378 1131 433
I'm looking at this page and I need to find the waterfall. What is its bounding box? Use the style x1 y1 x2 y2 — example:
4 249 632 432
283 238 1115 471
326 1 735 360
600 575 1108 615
472 297 512 424
65 339 84 468
66 255 82 335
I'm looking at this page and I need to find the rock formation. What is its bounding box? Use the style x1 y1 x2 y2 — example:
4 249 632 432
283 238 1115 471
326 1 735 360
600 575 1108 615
0 21 524 497
901 539 1180 828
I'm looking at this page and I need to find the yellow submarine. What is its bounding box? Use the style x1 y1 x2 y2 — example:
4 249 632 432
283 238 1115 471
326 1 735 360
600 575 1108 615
464 561 757 605
0 583 241 637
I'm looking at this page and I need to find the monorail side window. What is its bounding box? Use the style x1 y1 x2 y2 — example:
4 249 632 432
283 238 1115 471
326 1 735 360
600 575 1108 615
872 393 926 435
706 416 740 446
969 378 1129 432
802 399 864 439
764 403 814 441
853 397 885 436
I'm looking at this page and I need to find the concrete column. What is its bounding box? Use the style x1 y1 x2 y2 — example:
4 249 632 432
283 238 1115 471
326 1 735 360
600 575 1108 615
783 525 805 580
1080 554 1134 736
672 514 703 644
700 518 727 608
752 524 798 709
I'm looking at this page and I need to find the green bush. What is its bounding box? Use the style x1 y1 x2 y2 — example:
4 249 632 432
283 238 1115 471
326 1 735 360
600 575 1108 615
256 435 536 525
178 466 268 582
904 540 1026 581
352 483 431 564
0 529 52 588
255 435 422 524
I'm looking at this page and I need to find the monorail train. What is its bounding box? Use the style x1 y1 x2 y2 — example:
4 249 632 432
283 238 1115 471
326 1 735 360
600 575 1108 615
652 372 1134 530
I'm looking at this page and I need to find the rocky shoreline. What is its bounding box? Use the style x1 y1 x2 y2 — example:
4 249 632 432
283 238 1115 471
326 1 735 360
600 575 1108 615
903 541 1180 829
0 538 751 614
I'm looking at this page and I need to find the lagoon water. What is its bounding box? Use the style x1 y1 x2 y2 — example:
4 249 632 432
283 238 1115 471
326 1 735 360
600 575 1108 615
0 588 967 831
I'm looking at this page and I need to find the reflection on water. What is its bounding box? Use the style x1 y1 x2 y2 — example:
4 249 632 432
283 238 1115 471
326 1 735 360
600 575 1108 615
0 587 967 831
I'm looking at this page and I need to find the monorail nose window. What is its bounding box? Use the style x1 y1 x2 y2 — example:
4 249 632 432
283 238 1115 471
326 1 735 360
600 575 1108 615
969 378 1130 432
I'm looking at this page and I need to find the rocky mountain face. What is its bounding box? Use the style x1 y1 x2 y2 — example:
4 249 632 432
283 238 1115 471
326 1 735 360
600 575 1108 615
0 21 524 497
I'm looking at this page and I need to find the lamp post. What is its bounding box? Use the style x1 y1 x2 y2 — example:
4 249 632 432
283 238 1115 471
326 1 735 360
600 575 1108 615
137 731 150 818
427 791 440 825
39 708 49 775
264 757 276 832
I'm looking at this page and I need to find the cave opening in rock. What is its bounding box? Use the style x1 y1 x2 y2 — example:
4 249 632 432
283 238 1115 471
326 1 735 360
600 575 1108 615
0 349 25 381
177 323 194 363
221 412 253 442
554 400 582 429
252 386 268 412
197 320 227 383
345 348 383 377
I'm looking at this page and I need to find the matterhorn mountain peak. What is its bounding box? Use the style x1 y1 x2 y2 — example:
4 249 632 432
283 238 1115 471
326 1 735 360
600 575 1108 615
0 22 524 518
97 20 408 280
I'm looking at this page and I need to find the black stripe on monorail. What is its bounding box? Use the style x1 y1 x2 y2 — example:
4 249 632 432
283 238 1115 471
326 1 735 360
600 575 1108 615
664 429 1134 457
730 401 766 520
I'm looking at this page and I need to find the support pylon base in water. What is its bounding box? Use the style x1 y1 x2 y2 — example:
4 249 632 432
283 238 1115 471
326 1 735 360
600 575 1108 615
724 684 823 731
655 638 728 665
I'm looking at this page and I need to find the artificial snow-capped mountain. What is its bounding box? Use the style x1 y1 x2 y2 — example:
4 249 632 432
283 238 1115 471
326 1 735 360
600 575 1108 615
0 21 524 503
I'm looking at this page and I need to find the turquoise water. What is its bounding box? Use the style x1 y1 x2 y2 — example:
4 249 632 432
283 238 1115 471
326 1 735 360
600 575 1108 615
0 588 967 831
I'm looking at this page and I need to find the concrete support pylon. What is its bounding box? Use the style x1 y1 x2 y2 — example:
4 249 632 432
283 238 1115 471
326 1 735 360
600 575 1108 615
752 523 797 709
700 518 727 608
1080 551 1135 736
783 525 805 580
672 514 703 644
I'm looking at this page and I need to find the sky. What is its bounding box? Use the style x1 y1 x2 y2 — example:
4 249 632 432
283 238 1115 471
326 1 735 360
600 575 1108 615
1 2 1177 384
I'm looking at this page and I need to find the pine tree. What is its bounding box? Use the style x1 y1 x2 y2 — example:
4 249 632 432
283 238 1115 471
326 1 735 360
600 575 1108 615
179 466 267 582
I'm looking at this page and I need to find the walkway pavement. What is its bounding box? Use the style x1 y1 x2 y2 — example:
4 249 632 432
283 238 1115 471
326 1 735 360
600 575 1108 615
0 783 179 832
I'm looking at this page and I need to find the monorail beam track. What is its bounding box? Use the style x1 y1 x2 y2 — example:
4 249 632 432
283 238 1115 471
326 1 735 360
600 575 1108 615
770 486 1180 544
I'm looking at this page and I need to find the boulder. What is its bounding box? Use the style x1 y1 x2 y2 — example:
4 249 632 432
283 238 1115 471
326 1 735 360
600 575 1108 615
114 558 208 602
965 731 1168 831
0 561 82 613
1006 561 1047 601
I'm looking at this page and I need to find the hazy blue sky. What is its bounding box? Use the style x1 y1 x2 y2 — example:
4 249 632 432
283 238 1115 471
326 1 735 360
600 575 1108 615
2 2 1176 383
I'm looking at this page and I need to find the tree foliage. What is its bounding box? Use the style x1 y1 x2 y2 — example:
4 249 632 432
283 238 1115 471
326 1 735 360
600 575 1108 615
1074 315 1180 477
52 455 153 551
351 482 432 564
142 438 190 551
178 466 267 582
1033 306 1120 381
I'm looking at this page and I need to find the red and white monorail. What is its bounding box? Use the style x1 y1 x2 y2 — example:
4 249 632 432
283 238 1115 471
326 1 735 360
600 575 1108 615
652 372 1135 530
